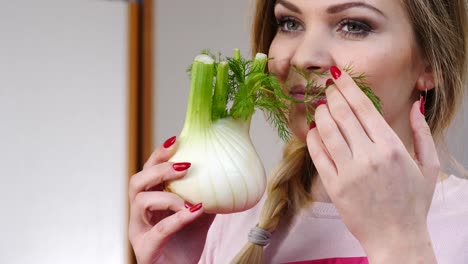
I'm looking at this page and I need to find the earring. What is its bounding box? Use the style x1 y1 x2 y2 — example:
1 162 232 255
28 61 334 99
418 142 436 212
419 89 427 115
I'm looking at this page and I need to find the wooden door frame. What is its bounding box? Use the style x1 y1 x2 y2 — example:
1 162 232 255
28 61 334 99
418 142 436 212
128 0 154 263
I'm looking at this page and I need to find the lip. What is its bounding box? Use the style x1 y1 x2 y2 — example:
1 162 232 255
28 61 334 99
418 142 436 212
289 85 306 94
288 84 328 110
310 96 327 108
289 85 307 100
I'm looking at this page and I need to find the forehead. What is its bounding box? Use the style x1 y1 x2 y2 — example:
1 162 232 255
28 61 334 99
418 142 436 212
273 0 406 16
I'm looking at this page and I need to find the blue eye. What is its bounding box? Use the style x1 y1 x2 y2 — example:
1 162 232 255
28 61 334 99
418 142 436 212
337 19 373 38
276 16 302 33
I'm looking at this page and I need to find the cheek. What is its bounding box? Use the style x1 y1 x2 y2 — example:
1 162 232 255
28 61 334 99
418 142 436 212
351 47 419 121
268 37 295 83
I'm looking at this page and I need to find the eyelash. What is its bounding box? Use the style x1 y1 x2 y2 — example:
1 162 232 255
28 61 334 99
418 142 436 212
337 18 373 38
275 16 302 34
275 16 374 39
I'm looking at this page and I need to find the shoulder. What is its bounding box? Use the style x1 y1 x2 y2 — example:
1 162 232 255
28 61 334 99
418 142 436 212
200 197 264 263
429 175 468 262
431 175 468 213
211 194 265 231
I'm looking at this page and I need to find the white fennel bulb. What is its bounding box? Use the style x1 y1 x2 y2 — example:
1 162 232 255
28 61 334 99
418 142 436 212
166 50 290 214
168 118 266 214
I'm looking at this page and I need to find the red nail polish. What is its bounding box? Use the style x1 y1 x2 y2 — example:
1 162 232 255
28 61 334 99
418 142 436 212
173 162 191 171
184 201 194 208
326 78 334 86
330 66 341 80
309 121 316 130
163 136 177 148
317 100 327 107
189 202 203 213
419 95 425 115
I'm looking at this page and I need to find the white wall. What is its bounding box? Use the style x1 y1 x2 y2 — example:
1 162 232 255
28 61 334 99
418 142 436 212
446 96 468 170
154 0 284 176
0 1 128 263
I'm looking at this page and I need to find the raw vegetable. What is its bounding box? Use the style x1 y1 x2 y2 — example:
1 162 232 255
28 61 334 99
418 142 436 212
166 49 289 214
166 49 383 214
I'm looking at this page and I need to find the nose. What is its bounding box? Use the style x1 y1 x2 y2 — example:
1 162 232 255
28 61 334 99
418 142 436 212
290 30 332 74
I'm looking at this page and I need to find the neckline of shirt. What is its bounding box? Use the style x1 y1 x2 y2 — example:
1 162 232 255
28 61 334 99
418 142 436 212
303 174 463 219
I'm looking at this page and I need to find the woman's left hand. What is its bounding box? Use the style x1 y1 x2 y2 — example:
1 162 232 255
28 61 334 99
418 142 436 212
306 67 440 263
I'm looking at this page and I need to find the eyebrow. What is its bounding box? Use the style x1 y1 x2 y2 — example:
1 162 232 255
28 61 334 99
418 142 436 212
275 1 386 18
327 2 386 18
275 0 302 14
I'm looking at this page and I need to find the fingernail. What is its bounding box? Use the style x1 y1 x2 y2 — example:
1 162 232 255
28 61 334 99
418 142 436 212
189 202 203 213
325 78 334 86
330 66 341 80
317 100 327 107
173 162 191 171
419 95 425 115
184 201 194 208
163 136 177 148
309 121 316 130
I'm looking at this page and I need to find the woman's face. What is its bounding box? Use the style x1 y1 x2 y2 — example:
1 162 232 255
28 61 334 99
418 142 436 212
268 0 433 142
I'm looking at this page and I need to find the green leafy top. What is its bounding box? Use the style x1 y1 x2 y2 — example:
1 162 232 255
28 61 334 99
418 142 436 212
187 49 292 141
291 65 384 125
186 49 383 142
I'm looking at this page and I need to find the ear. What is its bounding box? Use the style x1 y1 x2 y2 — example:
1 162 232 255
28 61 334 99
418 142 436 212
415 65 435 92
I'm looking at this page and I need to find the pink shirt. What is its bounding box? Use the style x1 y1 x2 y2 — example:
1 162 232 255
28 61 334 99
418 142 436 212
200 175 468 263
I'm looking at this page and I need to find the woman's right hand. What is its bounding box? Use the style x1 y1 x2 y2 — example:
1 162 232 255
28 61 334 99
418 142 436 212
128 136 216 264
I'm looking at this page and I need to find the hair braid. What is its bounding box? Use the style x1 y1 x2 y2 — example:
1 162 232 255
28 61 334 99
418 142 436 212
231 138 315 263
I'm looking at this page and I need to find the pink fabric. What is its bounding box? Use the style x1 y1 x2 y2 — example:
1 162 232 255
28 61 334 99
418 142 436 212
285 257 368 264
200 175 468 263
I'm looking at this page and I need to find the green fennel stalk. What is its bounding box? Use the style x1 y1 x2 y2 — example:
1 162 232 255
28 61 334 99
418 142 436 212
292 66 384 125
185 49 383 142
185 49 291 141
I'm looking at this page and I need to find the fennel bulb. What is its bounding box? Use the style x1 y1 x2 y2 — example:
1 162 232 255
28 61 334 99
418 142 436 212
166 50 290 214
168 117 266 214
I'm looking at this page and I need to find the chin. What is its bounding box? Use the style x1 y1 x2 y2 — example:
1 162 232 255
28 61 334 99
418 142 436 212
294 102 308 112
289 120 308 142
293 128 308 142
288 106 309 142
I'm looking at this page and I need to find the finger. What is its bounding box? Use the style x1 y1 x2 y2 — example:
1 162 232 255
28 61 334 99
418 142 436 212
131 191 186 228
315 104 353 165
410 100 440 180
129 161 191 201
306 123 337 188
144 203 204 250
330 66 390 142
325 82 374 153
143 136 178 170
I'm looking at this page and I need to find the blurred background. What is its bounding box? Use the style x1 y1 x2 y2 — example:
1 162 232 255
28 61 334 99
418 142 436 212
0 1 128 263
0 1 465 263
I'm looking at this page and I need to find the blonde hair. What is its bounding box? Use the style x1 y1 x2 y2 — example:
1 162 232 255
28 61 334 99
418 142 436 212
402 0 468 139
232 0 468 263
231 138 313 263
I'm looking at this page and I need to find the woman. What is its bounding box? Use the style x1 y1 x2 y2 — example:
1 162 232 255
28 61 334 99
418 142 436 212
128 0 468 263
